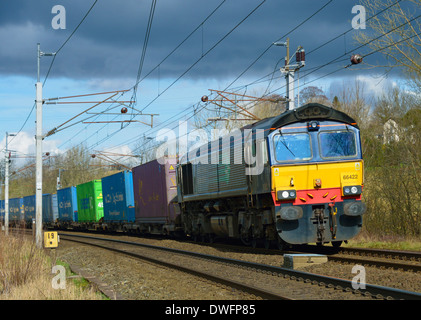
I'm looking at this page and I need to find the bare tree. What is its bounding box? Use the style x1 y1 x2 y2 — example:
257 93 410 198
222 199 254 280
298 86 329 105
354 0 421 90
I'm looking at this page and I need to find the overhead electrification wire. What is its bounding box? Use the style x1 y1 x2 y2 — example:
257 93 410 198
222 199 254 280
2 0 99 155
63 0 419 165
306 0 404 57
104 0 353 155
137 0 267 114
57 0 228 151
43 0 99 86
131 0 158 105
71 0 266 155
224 0 335 91
224 0 404 97
130 0 227 92
222 0 413 100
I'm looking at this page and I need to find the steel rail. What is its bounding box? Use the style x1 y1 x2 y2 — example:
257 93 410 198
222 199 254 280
58 233 421 300
60 234 291 300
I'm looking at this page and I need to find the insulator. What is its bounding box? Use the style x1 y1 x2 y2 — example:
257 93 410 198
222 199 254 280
351 54 363 64
201 95 208 102
296 49 305 62
121 107 128 114
300 49 305 62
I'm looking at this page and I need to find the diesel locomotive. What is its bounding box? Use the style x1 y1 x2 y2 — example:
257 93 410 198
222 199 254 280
177 103 366 249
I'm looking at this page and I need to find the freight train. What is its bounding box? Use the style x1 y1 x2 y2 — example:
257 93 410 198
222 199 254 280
0 103 366 249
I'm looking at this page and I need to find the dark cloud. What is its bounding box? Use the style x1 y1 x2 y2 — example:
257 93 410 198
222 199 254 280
0 0 394 84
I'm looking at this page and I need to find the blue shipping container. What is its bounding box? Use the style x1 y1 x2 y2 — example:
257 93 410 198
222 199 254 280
43 194 53 223
9 198 23 222
0 199 4 222
102 170 135 223
57 186 78 222
23 195 36 223
52 194 59 222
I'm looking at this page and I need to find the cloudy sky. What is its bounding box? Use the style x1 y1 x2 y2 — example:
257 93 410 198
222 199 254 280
0 0 408 167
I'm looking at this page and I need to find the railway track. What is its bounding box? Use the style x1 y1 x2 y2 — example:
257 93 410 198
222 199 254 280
58 232 421 300
287 245 421 272
179 239 421 273
59 233 289 300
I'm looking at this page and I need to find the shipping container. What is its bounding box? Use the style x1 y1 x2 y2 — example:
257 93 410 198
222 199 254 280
101 170 135 223
22 194 54 224
51 193 59 222
23 195 36 224
57 186 78 222
9 197 23 222
76 180 103 222
0 199 4 223
43 194 53 223
132 157 179 233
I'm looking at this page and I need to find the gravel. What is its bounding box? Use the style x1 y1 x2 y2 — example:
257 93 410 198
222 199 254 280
55 233 421 300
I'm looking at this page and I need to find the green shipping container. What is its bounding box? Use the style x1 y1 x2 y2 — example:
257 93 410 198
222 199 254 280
76 180 104 222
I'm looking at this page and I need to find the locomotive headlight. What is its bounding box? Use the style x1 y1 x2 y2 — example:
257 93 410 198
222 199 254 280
277 189 296 201
343 185 362 196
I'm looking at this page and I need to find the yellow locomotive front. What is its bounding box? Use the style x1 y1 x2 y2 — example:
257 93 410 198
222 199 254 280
268 104 366 247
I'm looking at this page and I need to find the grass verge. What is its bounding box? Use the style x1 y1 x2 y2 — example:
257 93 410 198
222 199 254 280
0 232 105 300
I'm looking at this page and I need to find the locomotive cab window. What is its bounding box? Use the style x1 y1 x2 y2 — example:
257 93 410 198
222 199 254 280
319 130 357 159
273 133 312 162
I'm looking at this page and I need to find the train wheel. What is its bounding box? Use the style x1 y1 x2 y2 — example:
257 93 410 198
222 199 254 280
239 226 252 246
263 238 271 250
251 238 258 248
201 233 207 243
276 235 287 251
332 240 343 248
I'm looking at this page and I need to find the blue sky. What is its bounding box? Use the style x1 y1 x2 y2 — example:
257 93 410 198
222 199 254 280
0 0 408 167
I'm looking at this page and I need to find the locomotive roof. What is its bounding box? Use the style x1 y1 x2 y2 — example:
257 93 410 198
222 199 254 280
245 103 359 134
179 103 359 164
